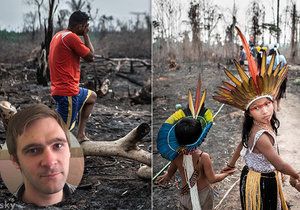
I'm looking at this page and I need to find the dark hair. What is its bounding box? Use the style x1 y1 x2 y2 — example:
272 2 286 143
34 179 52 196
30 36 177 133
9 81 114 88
68 10 89 28
175 118 202 145
6 104 70 158
242 109 280 148
268 49 276 56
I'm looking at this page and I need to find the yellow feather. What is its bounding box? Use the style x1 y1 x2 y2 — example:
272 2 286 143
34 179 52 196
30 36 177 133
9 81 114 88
267 54 276 76
260 52 266 75
222 81 235 91
194 76 202 115
273 64 281 76
196 89 206 118
224 69 241 86
234 60 249 84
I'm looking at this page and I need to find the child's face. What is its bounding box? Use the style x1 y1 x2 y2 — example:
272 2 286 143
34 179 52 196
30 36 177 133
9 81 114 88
249 97 274 124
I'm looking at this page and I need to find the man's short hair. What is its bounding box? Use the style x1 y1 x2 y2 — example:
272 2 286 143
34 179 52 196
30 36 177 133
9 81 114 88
268 48 276 56
175 118 202 146
6 104 70 158
68 10 89 28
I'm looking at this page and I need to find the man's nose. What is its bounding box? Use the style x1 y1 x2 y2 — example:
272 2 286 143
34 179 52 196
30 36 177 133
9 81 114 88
40 148 57 167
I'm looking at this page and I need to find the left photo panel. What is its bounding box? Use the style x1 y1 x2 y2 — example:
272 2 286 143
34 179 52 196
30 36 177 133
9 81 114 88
0 0 151 209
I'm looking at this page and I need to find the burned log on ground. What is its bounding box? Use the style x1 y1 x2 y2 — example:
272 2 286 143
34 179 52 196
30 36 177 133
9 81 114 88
128 79 151 105
82 123 150 166
94 55 151 72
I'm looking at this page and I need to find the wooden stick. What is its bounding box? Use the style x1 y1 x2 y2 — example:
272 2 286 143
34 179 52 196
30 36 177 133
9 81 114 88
214 178 240 209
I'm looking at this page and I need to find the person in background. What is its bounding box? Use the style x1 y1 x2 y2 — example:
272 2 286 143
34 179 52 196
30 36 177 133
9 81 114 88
239 45 246 68
266 46 287 111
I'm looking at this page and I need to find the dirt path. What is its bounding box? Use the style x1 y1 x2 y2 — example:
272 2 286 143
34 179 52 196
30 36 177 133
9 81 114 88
278 93 300 209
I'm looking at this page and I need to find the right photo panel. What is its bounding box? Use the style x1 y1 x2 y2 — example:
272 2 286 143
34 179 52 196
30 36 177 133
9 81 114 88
152 0 300 209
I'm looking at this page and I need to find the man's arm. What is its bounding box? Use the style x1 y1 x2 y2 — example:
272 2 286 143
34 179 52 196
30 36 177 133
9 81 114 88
82 25 94 62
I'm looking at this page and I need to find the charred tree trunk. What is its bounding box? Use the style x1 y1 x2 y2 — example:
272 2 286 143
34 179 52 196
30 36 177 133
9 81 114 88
291 4 297 62
36 0 57 86
276 0 280 43
188 2 202 60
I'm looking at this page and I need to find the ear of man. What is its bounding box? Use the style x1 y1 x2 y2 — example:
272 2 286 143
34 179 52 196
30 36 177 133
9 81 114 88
10 155 21 170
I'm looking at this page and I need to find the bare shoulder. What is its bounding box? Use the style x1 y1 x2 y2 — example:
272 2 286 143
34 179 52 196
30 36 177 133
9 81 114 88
200 152 211 162
257 132 275 145
255 133 275 153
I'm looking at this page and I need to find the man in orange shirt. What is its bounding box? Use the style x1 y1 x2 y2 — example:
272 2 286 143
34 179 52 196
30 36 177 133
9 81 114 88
49 10 97 143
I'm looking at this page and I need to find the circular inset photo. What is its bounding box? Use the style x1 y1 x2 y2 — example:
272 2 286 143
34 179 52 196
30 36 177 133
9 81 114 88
0 131 84 203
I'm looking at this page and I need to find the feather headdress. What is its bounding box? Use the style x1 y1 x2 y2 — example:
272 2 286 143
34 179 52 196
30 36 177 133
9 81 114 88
213 26 288 111
156 76 213 161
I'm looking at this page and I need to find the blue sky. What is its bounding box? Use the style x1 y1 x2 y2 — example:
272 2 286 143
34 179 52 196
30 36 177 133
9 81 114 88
0 0 151 31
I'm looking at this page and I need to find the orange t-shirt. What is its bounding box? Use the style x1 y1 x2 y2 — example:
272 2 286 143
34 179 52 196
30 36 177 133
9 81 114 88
49 30 90 96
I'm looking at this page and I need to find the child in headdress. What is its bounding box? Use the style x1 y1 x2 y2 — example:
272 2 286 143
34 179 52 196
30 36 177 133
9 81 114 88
214 26 300 210
155 79 235 210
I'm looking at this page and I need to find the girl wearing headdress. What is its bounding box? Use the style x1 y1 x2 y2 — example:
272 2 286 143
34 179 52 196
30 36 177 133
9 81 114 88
213 27 300 210
155 79 236 210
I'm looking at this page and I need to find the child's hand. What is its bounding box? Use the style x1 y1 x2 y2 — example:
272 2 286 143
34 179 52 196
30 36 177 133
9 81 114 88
290 176 296 186
155 172 170 186
221 164 235 173
224 168 237 175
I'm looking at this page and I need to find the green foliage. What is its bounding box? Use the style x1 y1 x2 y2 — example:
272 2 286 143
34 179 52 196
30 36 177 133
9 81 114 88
0 30 26 42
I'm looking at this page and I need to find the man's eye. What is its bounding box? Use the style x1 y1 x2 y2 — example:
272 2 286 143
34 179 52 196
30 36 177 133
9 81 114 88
53 143 63 150
26 148 41 155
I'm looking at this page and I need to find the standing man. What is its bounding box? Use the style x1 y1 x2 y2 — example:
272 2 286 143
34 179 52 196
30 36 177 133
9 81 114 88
6 104 74 206
239 45 246 68
49 10 97 143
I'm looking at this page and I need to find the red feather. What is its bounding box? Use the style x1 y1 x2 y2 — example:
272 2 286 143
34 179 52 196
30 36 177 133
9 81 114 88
235 26 259 94
194 75 201 114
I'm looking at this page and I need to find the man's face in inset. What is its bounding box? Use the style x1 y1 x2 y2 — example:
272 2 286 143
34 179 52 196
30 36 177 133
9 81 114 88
12 117 70 196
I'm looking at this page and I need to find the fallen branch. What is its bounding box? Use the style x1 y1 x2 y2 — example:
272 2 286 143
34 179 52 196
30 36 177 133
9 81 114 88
214 178 240 209
81 123 151 166
137 165 151 179
0 101 17 129
116 72 144 86
93 55 151 70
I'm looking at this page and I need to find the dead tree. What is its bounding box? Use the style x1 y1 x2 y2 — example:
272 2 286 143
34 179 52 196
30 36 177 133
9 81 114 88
247 1 263 44
188 1 202 60
25 0 44 30
36 0 58 86
128 79 151 105
66 0 86 11
23 11 37 41
291 4 297 62
0 101 151 179
276 0 280 43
